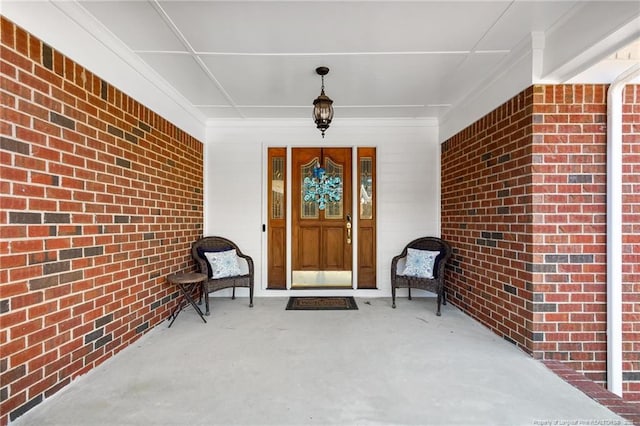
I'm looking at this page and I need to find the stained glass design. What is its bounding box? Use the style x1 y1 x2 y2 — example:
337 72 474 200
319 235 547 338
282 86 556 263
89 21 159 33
271 157 284 219
301 158 319 218
301 157 342 217
360 157 373 219
324 158 343 218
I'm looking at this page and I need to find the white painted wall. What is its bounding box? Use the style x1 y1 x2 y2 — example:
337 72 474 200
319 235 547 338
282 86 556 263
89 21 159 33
205 119 440 298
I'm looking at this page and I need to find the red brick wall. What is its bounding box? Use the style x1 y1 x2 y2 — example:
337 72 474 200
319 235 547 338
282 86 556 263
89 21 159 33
441 87 535 352
0 18 203 424
530 85 609 382
442 84 640 402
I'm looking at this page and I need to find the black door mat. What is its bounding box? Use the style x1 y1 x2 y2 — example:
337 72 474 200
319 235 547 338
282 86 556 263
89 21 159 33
285 296 358 310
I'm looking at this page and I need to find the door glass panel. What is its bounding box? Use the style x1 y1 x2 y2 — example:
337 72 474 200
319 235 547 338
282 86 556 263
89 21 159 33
324 157 343 219
301 157 319 219
301 156 343 218
360 157 373 219
271 156 284 219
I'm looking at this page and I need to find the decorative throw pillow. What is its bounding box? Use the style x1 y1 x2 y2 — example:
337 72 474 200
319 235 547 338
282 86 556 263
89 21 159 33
401 248 440 279
203 249 242 279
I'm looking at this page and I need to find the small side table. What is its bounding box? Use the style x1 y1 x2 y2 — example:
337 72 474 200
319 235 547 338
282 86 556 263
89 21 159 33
167 272 208 328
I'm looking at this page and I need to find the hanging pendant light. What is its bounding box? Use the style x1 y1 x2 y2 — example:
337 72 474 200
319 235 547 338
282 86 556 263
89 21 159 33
312 66 334 138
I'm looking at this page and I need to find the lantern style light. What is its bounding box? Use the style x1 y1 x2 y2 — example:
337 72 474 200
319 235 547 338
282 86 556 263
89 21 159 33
312 66 334 138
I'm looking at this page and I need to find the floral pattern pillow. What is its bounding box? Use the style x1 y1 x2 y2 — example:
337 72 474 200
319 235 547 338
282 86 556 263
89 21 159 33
204 249 242 279
401 248 440 279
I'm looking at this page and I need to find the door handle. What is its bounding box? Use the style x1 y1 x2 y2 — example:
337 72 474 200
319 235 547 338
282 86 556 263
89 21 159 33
346 214 352 244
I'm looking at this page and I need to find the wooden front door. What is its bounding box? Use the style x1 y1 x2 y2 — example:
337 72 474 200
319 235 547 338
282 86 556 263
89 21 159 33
292 147 352 287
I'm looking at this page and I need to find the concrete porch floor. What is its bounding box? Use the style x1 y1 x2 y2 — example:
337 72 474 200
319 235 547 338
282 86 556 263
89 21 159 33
11 297 629 426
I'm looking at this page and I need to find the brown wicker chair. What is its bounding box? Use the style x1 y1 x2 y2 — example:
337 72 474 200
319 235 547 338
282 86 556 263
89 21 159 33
191 236 254 315
391 237 452 316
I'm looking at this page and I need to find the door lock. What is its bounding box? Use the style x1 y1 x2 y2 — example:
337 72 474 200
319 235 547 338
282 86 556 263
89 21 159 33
346 214 352 244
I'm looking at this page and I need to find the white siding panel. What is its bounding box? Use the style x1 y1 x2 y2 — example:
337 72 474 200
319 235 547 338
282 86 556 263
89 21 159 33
204 139 264 290
377 138 440 294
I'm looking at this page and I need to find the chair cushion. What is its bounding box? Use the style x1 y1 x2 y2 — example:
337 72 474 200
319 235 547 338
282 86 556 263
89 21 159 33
197 246 232 259
202 249 242 279
401 248 440 279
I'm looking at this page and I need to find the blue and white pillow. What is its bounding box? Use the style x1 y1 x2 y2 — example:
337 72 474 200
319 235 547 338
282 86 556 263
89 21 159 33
204 249 242 279
401 248 440 279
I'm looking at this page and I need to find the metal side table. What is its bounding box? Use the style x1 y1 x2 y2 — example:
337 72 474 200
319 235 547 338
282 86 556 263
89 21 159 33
167 272 207 327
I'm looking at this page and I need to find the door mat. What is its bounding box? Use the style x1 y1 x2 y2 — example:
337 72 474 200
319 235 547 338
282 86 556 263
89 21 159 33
286 296 358 311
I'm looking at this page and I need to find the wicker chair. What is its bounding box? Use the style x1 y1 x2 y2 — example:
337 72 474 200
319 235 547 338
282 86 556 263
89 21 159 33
191 236 254 315
391 237 452 316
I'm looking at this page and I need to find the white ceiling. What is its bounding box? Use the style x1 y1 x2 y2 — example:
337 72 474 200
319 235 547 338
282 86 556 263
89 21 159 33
5 1 640 129
569 39 640 83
